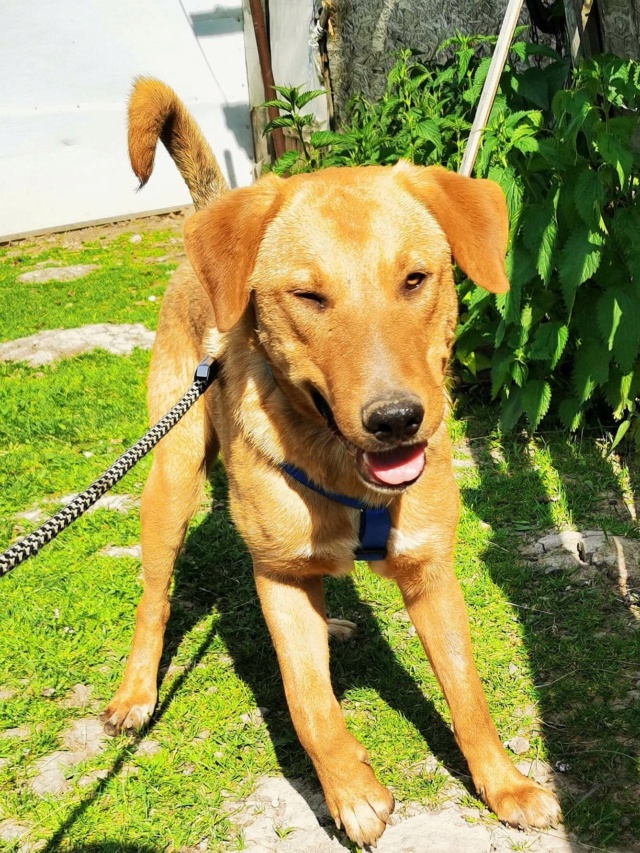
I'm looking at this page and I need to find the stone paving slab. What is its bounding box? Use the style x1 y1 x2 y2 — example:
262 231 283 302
15 493 139 527
16 264 98 284
0 323 155 366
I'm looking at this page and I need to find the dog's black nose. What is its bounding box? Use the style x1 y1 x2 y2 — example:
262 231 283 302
362 398 424 443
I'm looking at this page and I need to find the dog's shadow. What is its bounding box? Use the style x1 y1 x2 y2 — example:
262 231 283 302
166 460 467 793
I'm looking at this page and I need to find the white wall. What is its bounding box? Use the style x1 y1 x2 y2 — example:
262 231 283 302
0 0 253 240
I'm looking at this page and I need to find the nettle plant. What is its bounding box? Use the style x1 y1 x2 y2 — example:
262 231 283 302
265 38 640 439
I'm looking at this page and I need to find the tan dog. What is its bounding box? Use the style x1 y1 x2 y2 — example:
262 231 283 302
104 79 560 847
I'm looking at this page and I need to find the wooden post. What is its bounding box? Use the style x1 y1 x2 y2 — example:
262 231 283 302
248 0 286 159
459 0 525 177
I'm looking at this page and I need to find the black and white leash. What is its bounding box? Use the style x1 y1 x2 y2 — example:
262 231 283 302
0 356 219 578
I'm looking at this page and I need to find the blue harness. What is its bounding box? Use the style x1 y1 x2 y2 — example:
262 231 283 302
280 462 392 562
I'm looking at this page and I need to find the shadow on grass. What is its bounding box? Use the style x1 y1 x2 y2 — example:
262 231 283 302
165 465 468 783
44 427 640 851
460 411 640 850
43 462 468 852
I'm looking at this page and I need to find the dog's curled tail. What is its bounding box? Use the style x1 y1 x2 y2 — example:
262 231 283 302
128 77 228 211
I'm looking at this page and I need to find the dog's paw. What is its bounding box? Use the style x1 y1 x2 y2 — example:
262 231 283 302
327 618 357 642
484 775 560 829
101 689 156 736
319 744 394 848
328 772 394 848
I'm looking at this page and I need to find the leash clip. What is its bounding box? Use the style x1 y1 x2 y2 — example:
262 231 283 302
194 355 219 389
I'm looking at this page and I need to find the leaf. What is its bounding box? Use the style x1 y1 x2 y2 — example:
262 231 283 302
558 397 583 431
537 216 557 285
272 85 297 104
596 286 640 372
463 56 491 104
488 166 523 223
504 110 537 129
597 287 623 350
597 131 633 188
612 207 640 284
518 304 534 347
455 47 474 79
500 387 525 432
604 369 635 417
310 131 352 148
610 418 631 451
512 136 539 154
475 134 499 175
491 347 515 399
272 150 300 175
506 244 537 291
263 115 296 133
511 360 528 387
573 168 606 228
514 67 550 109
295 89 327 108
572 339 610 403
527 322 569 367
415 119 443 151
261 99 292 111
520 201 557 285
522 380 552 430
558 228 604 308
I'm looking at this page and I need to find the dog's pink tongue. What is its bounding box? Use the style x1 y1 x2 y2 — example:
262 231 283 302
364 444 425 486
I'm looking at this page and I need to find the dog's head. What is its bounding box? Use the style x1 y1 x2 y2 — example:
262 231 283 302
184 162 508 492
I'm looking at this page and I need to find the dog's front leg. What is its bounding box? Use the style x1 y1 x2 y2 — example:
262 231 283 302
393 561 561 829
254 567 394 848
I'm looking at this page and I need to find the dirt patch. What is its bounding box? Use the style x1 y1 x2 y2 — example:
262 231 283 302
2 210 191 254
99 544 142 559
225 774 590 852
29 718 106 798
0 820 30 844
61 683 101 712
452 438 479 477
1 725 30 740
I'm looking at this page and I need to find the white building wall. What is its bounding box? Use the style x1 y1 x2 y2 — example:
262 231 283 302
0 0 253 240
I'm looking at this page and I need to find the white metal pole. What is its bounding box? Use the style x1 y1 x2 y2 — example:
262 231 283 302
459 0 525 177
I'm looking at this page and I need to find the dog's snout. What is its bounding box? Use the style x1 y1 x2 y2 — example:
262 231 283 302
362 397 424 443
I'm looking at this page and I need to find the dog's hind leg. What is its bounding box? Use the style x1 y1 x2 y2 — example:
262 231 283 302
102 329 217 736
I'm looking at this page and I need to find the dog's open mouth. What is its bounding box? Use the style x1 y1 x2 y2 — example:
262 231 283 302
357 443 426 488
311 388 426 490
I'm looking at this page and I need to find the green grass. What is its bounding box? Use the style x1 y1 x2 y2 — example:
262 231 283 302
0 231 178 341
1 231 639 851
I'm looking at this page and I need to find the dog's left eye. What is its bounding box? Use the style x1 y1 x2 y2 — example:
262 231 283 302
403 272 428 291
293 291 326 309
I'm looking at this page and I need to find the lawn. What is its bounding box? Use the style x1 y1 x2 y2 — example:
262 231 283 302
0 226 639 852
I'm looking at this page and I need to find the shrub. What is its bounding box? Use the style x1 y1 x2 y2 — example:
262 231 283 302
264 37 640 439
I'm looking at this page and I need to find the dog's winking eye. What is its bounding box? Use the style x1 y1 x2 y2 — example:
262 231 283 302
293 290 326 309
403 272 428 291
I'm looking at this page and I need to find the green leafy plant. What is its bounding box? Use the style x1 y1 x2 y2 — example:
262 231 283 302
264 39 640 439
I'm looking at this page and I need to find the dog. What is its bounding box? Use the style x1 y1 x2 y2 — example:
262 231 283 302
103 78 560 848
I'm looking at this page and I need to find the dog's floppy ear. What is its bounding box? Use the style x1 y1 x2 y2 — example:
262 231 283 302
394 162 509 293
183 174 283 331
